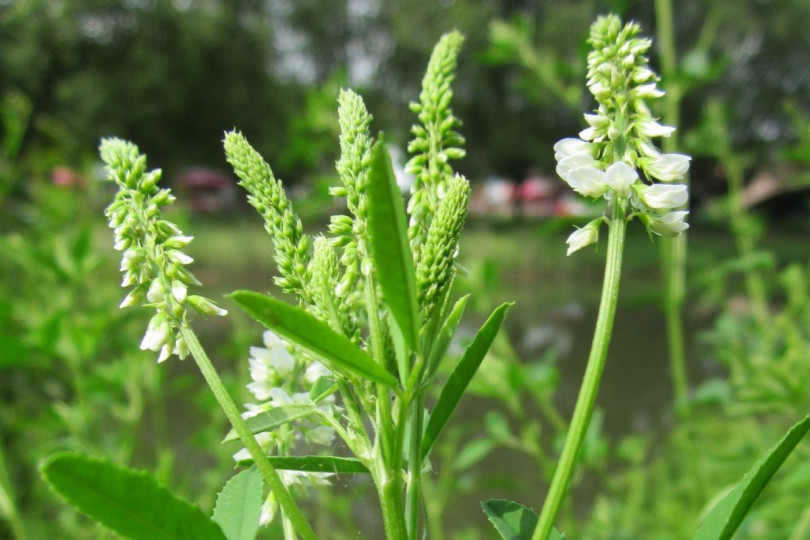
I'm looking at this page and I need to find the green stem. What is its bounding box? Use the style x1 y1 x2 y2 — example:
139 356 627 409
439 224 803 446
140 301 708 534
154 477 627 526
532 201 627 540
363 277 407 540
179 325 316 540
655 0 690 407
404 392 424 539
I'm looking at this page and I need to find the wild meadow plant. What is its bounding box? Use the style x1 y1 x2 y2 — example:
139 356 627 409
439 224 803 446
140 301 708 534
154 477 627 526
38 16 810 540
41 31 513 540
481 15 810 540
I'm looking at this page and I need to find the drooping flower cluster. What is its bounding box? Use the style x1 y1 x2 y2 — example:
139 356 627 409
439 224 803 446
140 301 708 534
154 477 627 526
102 138 226 362
555 15 691 255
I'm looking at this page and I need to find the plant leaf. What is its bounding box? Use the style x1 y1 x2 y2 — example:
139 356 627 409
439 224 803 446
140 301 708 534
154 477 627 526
212 469 263 540
366 138 419 352
41 452 227 540
694 414 810 540
230 291 397 388
481 499 565 540
422 302 513 459
426 294 469 379
222 404 321 443
234 456 370 475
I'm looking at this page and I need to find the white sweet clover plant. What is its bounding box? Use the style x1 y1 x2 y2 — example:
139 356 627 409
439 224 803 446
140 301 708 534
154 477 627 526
102 139 228 363
221 31 505 540
554 14 691 256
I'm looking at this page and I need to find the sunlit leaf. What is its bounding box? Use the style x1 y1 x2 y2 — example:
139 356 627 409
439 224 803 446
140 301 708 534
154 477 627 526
426 294 469 379
481 499 565 540
41 452 227 540
230 291 396 387
366 138 419 352
422 302 512 458
694 414 810 540
212 469 262 540
222 404 321 443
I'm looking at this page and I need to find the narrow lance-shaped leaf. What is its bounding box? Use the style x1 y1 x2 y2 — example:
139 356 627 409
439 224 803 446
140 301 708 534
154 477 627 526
222 404 321 443
41 452 227 540
694 414 810 540
212 469 263 540
426 294 469 380
482 499 565 540
234 455 370 475
366 137 420 352
230 291 397 388
422 302 513 459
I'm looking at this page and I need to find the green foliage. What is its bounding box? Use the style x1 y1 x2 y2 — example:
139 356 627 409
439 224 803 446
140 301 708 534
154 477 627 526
212 469 263 540
234 456 370 475
694 415 810 540
41 452 228 540
229 291 396 388
482 499 565 540
366 138 420 352
222 405 323 443
422 302 513 459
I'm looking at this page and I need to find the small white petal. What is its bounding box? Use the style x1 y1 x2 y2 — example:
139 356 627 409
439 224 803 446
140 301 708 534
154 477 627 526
171 280 187 303
634 83 665 98
556 154 599 177
604 162 638 196
646 153 691 182
640 121 676 138
565 167 610 198
566 225 599 256
579 126 599 141
650 211 690 236
641 184 689 210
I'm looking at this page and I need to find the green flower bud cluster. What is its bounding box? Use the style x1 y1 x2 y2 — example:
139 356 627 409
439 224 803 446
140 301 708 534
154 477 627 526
224 131 312 301
101 138 226 363
415 174 471 317
308 236 360 342
406 30 466 254
329 89 374 311
556 15 691 254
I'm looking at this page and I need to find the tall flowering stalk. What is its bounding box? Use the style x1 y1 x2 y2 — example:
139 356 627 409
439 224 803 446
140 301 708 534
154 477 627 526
219 31 507 540
532 15 690 540
101 139 318 540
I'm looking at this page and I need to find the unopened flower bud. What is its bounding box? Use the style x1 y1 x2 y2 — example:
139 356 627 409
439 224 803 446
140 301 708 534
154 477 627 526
566 219 602 256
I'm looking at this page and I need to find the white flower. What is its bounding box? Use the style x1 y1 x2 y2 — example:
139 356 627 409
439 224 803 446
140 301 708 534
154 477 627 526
564 166 611 198
566 221 600 256
307 426 335 446
633 83 665 99
305 361 330 384
556 154 599 179
640 184 688 210
583 113 609 130
603 162 638 196
140 314 171 352
553 138 594 161
649 211 690 236
170 280 187 303
639 120 676 138
579 126 600 141
645 153 690 182
259 497 275 526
